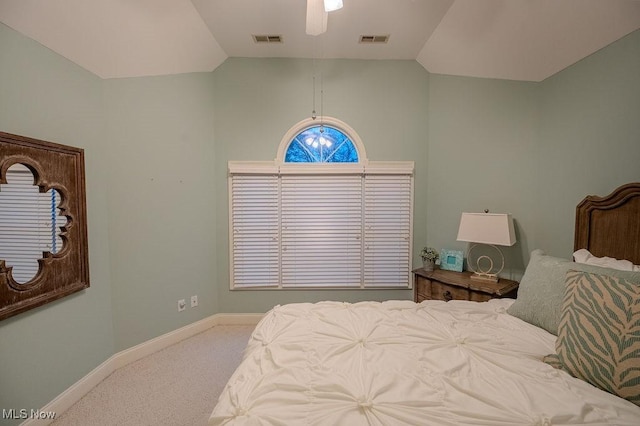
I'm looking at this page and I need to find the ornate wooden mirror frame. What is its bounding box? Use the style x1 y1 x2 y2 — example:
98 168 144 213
0 131 89 320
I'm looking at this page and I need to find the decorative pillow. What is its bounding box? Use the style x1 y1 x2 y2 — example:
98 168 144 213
506 249 640 335
573 248 640 272
542 353 564 370
554 270 640 406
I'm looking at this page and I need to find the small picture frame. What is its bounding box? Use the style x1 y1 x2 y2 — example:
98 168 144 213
440 249 464 272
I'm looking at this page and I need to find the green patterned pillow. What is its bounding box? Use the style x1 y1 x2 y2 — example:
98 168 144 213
507 250 640 335
555 270 640 406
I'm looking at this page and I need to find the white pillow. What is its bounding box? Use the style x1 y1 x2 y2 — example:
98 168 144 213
573 249 640 272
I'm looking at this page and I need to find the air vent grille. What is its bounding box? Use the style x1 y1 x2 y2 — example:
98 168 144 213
252 35 283 44
359 35 390 44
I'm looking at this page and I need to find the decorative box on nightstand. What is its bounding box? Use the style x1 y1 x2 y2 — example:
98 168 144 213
413 268 518 303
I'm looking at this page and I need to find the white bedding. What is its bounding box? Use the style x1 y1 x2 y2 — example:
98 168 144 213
210 299 640 425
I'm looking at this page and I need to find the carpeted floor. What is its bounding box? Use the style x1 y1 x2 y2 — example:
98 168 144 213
51 325 255 426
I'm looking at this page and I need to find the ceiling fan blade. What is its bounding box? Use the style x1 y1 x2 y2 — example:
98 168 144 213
306 0 327 36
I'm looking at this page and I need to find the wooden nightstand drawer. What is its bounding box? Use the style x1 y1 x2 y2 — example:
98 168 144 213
469 291 492 303
413 268 518 303
416 276 470 302
430 281 468 301
415 276 430 301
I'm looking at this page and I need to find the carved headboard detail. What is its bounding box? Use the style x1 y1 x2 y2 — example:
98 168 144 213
574 182 640 265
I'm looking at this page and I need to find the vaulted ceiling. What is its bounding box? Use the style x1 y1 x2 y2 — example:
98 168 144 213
1 0 639 81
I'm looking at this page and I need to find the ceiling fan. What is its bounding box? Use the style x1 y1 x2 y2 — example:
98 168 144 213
306 0 343 36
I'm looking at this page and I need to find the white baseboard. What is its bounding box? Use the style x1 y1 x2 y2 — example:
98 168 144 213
21 313 263 426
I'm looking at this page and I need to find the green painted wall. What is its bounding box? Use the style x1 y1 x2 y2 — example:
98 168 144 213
426 29 640 278
426 75 539 280
536 30 640 257
103 74 218 351
212 58 429 312
0 23 114 421
0 23 220 416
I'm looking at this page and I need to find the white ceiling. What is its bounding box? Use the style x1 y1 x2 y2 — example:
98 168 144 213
1 0 639 81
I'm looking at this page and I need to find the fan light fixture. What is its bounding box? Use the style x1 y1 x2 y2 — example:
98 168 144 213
324 0 343 12
306 0 343 36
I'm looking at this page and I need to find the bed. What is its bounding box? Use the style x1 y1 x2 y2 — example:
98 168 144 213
210 183 640 425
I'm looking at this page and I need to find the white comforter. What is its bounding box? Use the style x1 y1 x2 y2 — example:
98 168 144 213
210 299 640 425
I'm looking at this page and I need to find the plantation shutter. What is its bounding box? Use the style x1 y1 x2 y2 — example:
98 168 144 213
0 164 57 284
229 172 280 288
363 174 413 287
281 174 363 287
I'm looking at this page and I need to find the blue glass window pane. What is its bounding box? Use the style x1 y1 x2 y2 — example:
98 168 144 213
285 139 316 162
285 126 358 163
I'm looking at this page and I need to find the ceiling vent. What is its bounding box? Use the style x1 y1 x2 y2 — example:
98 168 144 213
252 34 283 44
359 35 390 44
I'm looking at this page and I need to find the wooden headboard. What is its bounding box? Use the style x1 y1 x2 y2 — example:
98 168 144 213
574 182 640 265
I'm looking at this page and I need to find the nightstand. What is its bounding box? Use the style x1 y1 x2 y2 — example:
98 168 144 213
413 268 518 303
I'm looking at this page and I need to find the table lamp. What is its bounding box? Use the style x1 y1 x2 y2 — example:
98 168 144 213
456 212 516 282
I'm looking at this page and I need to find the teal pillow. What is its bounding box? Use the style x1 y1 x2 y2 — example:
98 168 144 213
507 249 640 335
554 270 640 406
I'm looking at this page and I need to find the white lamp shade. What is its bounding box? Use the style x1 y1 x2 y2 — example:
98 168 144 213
456 213 516 246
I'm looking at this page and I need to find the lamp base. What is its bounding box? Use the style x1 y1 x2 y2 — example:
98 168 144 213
470 272 499 283
466 244 504 283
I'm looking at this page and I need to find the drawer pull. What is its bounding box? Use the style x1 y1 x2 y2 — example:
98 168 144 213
443 290 453 302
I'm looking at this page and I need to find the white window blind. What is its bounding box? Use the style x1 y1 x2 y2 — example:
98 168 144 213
363 174 412 287
229 174 280 288
0 164 64 284
228 162 413 289
281 175 362 288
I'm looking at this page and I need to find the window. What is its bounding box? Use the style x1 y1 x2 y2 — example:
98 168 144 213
229 117 413 289
285 125 358 163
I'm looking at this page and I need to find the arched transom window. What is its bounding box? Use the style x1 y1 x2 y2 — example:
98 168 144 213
285 125 358 163
276 116 367 165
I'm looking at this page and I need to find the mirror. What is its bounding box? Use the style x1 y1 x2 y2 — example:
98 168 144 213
0 163 67 284
1 131 89 321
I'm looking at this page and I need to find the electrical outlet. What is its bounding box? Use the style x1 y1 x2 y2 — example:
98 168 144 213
178 299 186 312
191 295 198 308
